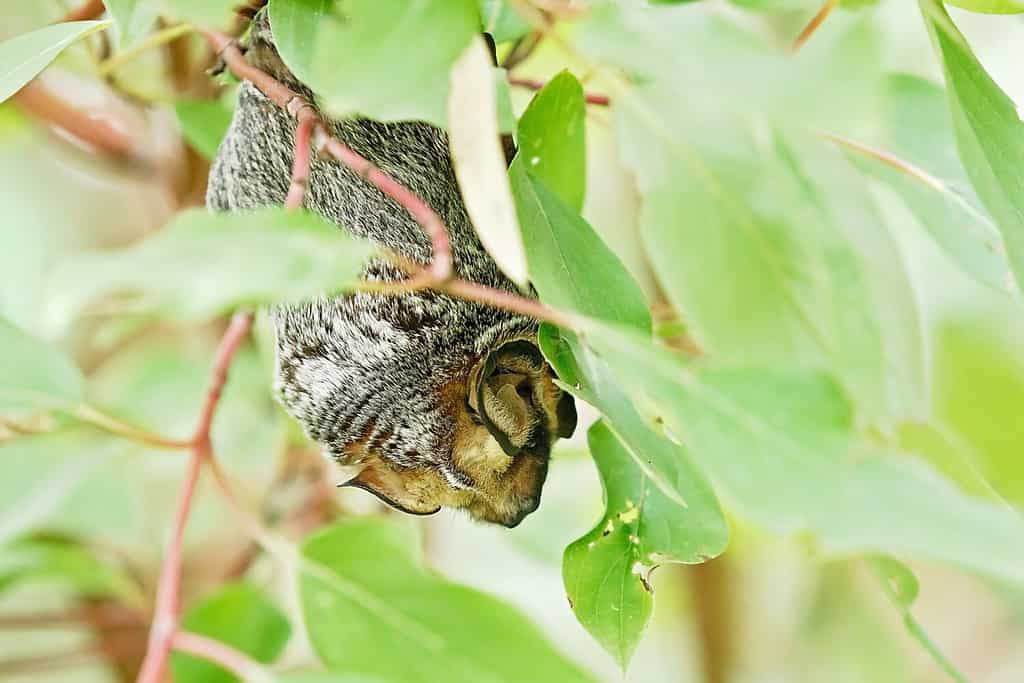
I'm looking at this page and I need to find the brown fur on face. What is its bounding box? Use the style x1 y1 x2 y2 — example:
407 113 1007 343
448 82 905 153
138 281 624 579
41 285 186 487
340 339 576 527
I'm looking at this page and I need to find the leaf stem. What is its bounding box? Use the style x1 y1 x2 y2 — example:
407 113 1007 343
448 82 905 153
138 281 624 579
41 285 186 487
509 77 610 106
99 23 195 76
74 404 192 450
792 0 839 52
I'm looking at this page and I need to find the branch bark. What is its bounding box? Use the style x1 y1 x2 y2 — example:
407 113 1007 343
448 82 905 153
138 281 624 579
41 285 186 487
135 313 254 683
203 30 577 329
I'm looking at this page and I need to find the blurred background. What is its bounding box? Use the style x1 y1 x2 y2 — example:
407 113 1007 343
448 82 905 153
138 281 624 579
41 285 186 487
2 1 1023 682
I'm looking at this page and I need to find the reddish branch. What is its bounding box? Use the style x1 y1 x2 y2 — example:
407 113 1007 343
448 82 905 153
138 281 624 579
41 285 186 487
172 631 268 680
12 81 144 164
509 76 610 106
135 313 254 683
203 30 574 328
62 0 106 22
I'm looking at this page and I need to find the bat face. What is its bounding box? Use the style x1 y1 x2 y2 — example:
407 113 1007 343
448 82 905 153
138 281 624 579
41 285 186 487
339 338 577 527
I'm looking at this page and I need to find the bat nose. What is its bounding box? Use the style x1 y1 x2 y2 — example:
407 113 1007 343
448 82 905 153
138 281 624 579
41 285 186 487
501 494 541 528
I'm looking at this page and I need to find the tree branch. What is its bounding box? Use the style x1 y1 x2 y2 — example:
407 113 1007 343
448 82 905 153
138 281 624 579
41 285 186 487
509 77 610 106
12 80 146 166
135 313 254 683
172 631 271 682
202 30 576 328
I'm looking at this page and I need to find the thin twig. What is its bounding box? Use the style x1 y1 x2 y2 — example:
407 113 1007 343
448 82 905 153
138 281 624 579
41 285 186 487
509 76 610 106
285 116 316 210
792 0 839 52
62 0 106 22
74 404 192 450
172 631 271 682
135 313 254 683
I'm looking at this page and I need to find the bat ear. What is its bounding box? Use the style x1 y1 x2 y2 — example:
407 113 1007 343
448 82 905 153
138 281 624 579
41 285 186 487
340 454 441 516
554 391 577 439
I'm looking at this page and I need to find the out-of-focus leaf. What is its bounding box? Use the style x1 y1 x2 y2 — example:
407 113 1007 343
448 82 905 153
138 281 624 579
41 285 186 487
299 519 596 683
869 558 969 683
922 0 1024 291
511 164 650 330
172 583 291 683
832 134 1010 292
48 208 375 324
449 36 527 284
0 431 114 547
175 98 234 159
564 420 726 668
0 21 111 104
103 0 157 48
269 0 479 126
582 323 1024 587
943 0 1024 12
931 318 1024 503
516 71 586 211
479 0 530 43
0 536 139 603
0 315 83 417
161 0 237 28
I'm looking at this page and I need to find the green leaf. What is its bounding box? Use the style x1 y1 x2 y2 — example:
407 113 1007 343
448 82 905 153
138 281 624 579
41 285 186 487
49 208 376 323
564 420 727 667
0 315 83 417
943 0 1024 12
161 0 237 28
175 98 234 159
0 21 111 104
269 0 480 126
583 323 1024 587
922 0 1024 291
299 518 595 683
172 583 291 683
0 536 139 603
510 163 650 330
932 317 1024 503
516 70 587 211
103 0 158 48
869 558 969 683
479 0 531 43
834 133 1010 293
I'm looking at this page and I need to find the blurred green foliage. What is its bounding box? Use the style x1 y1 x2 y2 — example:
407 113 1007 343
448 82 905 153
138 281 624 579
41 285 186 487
1 0 1024 682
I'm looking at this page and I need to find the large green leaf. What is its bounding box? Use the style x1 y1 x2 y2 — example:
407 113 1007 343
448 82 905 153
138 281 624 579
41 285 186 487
161 0 237 28
921 0 1024 291
0 536 139 603
943 0 1024 12
103 0 157 48
510 163 650 330
172 583 292 683
582 323 1024 587
299 519 595 683
0 21 110 104
269 0 479 126
516 71 587 212
48 208 375 323
175 98 234 159
564 420 727 668
0 315 83 417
